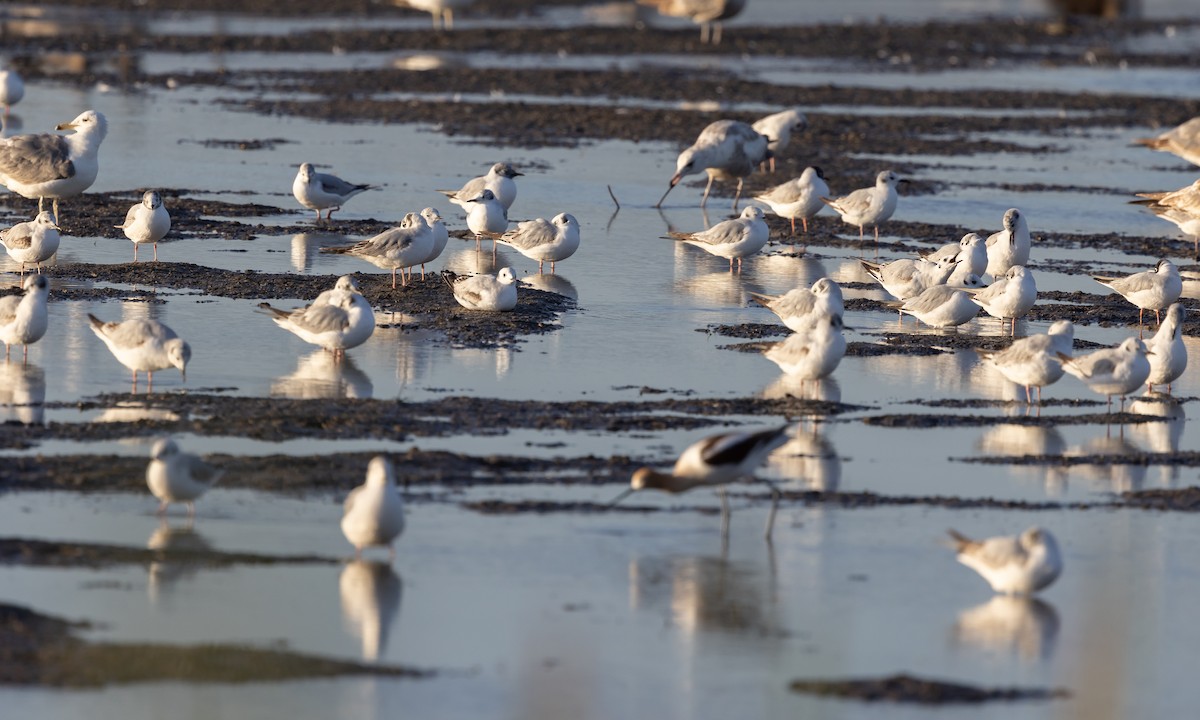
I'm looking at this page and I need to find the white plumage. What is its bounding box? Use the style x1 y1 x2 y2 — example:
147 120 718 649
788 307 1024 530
947 526 1062 596
115 190 171 262
146 438 223 517
341 456 406 560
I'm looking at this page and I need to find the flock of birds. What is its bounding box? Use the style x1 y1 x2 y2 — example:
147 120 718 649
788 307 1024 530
0 58 1198 587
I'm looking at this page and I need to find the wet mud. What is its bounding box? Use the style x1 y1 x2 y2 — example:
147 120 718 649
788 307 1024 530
0 537 338 568
788 673 1070 704
0 602 431 687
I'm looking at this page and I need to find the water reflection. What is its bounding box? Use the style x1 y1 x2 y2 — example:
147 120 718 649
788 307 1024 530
271 350 374 399
443 246 511 275
339 560 403 662
1128 393 1186 486
628 555 777 635
952 596 1060 661
290 232 347 273
146 520 212 608
976 424 1068 496
93 402 182 423
760 373 841 404
0 360 45 424
1069 433 1147 492
520 272 578 301
673 270 763 306
767 426 840 492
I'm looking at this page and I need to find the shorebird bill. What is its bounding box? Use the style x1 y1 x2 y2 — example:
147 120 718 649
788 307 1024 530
606 487 635 509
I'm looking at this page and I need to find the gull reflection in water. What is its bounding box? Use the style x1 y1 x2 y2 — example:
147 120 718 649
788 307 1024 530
146 520 212 608
520 272 578 301
1128 392 1186 486
976 424 1068 496
339 560 402 662
271 350 374 399
94 402 181 423
952 596 1060 661
0 361 45 424
443 246 511 276
1068 433 1147 493
627 555 778 636
290 232 346 274
760 373 841 404
767 426 840 492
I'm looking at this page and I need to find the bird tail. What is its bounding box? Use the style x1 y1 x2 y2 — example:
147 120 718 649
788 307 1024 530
255 302 290 320
882 299 904 310
1091 275 1116 285
943 529 976 553
1131 137 1166 150
746 292 778 308
667 232 693 242
441 270 463 290
319 245 353 255
818 196 839 211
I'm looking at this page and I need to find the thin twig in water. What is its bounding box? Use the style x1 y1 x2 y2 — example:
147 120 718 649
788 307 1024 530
607 185 620 209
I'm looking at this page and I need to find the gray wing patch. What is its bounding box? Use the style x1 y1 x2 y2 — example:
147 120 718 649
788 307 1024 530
0 134 74 184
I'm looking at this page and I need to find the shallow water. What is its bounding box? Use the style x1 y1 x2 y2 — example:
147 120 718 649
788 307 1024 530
3 1 1200 717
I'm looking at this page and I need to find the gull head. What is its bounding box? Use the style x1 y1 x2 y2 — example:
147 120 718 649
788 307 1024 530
740 206 765 221
493 162 523 179
1164 303 1186 330
469 189 498 204
1003 208 1021 232
1006 265 1027 280
1019 526 1058 555
553 212 579 230
167 339 192 379
1118 337 1149 357
960 232 984 249
23 274 49 293
150 437 180 461
297 162 315 181
1156 258 1176 275
34 211 60 231
671 148 699 186
802 166 825 182
877 170 901 187
334 274 361 293
421 207 443 225
496 267 516 285
143 191 163 210
55 110 107 140
365 455 397 487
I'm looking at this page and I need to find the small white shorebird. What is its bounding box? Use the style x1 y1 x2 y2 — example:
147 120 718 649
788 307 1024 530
292 162 375 221
751 109 807 172
884 283 980 329
965 265 1037 336
464 188 510 251
748 277 844 333
820 170 903 244
0 211 60 275
608 425 789 538
146 438 223 517
116 190 171 262
637 0 747 44
257 275 375 360
0 110 107 223
399 0 475 28
439 162 522 211
0 274 49 363
0 68 23 117
977 320 1075 404
1145 303 1187 392
752 166 828 235
1092 258 1181 331
1133 116 1200 167
922 232 987 283
984 208 1031 278
762 313 848 381
495 212 580 273
669 205 769 272
946 526 1062 596
342 456 406 561
411 207 449 279
656 119 768 210
859 255 955 301
1059 336 1153 412
321 212 434 288
87 314 191 390
443 267 518 311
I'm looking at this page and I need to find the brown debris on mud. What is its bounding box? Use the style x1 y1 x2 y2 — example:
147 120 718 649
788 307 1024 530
788 673 1069 704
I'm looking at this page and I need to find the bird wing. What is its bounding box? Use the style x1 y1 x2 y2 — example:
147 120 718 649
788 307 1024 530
0 133 74 184
290 303 350 334
1109 270 1158 294
498 218 554 250
967 535 1029 570
825 186 872 215
343 485 364 515
0 224 32 250
0 295 20 325
185 455 224 485
902 285 956 313
316 171 365 196
116 203 139 230
95 318 175 349
698 426 787 467
687 218 745 246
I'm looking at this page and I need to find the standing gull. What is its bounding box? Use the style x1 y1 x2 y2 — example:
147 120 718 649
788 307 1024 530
443 267 518 311
342 456 406 561
257 276 375 360
762 313 848 381
1133 117 1200 167
1 211 60 275
292 162 375 221
495 212 580 273
0 110 107 223
1092 258 1181 330
984 208 1031 278
637 0 747 44
321 212 434 289
656 119 768 210
820 170 902 245
87 314 191 390
146 438 223 518
751 109 807 172
464 188 509 251
116 191 171 262
401 0 475 29
884 283 980 329
1145 303 1187 392
608 425 789 538
859 255 955 302
1059 336 1152 412
415 207 449 278
965 265 1037 336
669 206 769 271
0 68 23 118
748 277 844 333
946 527 1062 596
439 162 522 211
0 274 49 363
977 320 1075 404
753 166 828 235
